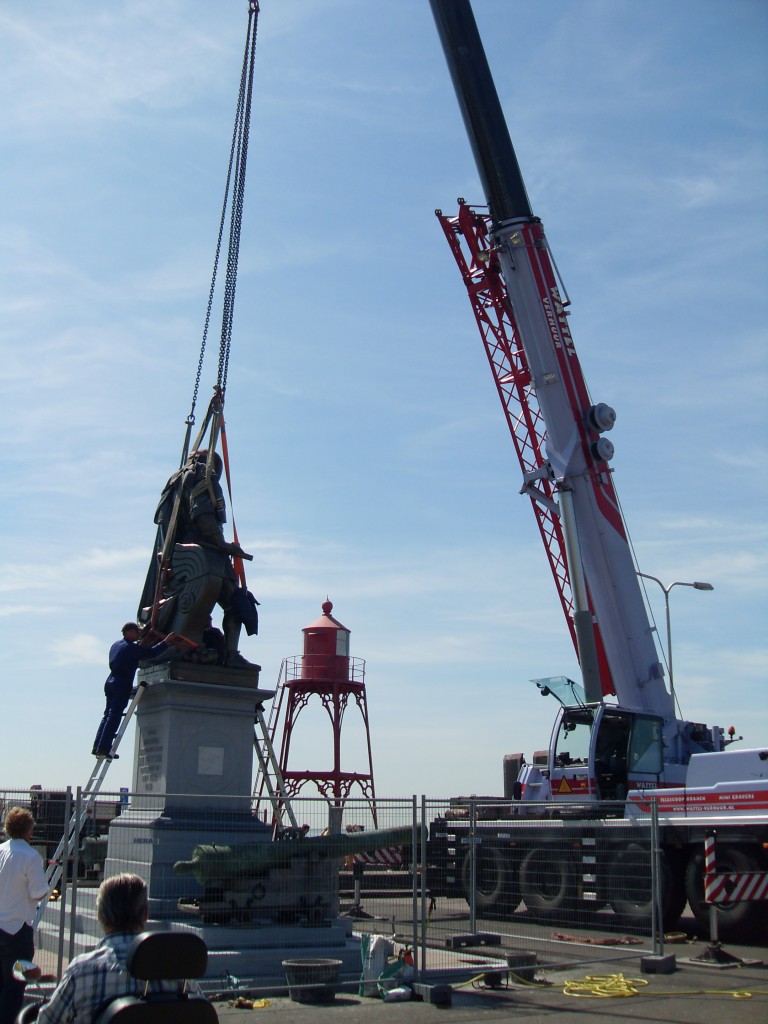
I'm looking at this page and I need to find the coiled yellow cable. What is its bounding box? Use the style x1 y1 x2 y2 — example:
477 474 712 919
454 969 763 1001
564 973 649 998
563 973 758 1000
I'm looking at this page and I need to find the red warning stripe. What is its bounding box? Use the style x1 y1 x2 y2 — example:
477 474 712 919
703 832 768 904
350 846 404 867
705 871 768 904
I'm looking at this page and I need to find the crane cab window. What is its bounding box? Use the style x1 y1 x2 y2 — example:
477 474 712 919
627 715 663 775
554 709 593 766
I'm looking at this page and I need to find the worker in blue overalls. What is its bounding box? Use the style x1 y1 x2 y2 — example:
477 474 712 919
91 623 175 759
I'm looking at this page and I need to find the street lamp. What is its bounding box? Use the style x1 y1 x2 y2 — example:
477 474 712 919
637 573 714 710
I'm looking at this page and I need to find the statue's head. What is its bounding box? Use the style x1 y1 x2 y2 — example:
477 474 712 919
190 450 223 477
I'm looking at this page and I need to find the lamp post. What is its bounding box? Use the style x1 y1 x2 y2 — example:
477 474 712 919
637 573 714 710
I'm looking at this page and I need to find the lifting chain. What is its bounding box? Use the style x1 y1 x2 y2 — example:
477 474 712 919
185 1 260 449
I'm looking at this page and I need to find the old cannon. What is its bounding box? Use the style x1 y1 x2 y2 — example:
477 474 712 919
173 825 419 925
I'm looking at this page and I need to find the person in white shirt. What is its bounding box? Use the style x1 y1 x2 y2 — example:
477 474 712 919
0 806 49 1024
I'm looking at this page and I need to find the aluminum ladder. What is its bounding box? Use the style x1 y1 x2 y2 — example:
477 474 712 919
252 664 298 833
33 681 147 927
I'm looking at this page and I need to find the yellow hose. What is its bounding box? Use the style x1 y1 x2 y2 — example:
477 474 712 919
563 973 759 1000
454 970 764 1001
564 974 649 998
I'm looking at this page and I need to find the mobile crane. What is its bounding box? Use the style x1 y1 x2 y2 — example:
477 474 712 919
426 0 767 936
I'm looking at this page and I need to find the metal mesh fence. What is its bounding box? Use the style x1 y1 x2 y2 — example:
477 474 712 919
2 787 668 999
419 796 660 980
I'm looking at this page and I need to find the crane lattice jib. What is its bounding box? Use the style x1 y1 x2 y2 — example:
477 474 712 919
437 198 678 713
436 203 579 659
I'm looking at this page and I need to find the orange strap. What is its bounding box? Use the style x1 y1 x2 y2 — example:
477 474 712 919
219 414 247 589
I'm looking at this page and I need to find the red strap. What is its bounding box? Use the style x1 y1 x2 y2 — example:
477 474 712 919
219 415 247 589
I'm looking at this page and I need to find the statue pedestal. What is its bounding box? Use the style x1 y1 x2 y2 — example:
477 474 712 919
104 661 276 916
129 660 271 812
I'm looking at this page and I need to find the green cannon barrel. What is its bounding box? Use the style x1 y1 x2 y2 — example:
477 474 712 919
173 825 419 886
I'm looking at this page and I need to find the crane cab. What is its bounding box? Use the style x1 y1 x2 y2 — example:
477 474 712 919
548 704 664 803
516 679 665 804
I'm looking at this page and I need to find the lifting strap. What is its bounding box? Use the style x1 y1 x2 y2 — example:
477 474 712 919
220 412 248 589
141 1 260 632
146 395 250 631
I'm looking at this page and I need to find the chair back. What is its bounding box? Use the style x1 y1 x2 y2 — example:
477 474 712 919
95 931 217 1024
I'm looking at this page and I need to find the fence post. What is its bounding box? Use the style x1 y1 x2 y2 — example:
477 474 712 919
650 798 664 955
56 786 72 979
467 798 477 935
410 796 419 976
418 795 427 978
67 787 84 964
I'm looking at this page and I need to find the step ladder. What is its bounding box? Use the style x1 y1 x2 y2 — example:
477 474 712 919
33 681 148 928
252 662 286 788
252 665 298 833
251 660 285 802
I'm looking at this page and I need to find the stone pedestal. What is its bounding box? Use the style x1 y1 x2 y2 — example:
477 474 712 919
104 660 276 916
129 660 269 811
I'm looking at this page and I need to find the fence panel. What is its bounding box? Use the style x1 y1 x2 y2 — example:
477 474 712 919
420 796 659 980
11 789 419 996
3 787 675 998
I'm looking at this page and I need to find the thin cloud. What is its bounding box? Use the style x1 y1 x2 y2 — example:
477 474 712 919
52 632 105 667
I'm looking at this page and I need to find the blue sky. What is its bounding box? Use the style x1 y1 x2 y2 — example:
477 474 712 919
1 0 766 799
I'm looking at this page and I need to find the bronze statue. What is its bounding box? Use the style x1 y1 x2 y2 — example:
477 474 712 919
138 450 259 668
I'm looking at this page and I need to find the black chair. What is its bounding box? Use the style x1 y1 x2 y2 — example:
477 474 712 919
94 931 217 1023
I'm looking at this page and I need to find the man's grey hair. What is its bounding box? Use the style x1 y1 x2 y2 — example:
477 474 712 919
96 873 148 933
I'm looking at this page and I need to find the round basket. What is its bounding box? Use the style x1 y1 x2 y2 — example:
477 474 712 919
282 958 343 1004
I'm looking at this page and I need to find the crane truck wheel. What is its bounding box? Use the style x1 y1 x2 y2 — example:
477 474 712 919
607 844 682 930
461 844 521 917
519 847 576 921
685 846 767 938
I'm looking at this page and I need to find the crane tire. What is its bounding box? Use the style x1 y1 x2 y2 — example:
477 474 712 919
461 844 521 917
608 842 680 927
685 846 768 938
519 846 576 921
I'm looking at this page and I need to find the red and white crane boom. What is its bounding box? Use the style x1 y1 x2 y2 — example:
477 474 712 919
430 0 673 720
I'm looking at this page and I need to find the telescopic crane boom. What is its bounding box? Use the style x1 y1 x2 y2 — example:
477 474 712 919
430 0 671 717
429 0 729 784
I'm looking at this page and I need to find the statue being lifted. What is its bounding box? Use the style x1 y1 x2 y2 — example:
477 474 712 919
138 448 259 669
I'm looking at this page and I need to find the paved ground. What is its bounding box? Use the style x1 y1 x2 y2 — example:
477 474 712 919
211 934 768 1024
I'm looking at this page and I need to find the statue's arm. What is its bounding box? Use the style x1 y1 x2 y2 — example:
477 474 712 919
195 511 251 559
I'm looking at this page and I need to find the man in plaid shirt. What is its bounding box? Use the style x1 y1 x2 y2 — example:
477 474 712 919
38 874 204 1023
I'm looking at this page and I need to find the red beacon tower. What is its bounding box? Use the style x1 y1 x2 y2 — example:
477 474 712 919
273 599 377 819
